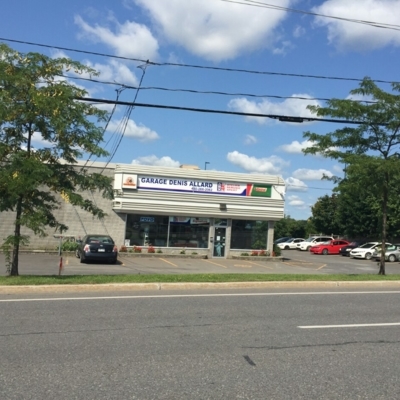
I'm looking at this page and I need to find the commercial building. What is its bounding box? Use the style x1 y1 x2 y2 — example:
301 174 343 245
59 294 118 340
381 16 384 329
1 162 286 258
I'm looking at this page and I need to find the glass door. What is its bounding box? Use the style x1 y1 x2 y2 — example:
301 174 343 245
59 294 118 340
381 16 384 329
213 227 226 257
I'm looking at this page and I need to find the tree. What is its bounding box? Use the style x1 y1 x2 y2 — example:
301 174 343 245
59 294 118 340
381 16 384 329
0 44 113 276
309 194 341 236
303 78 400 275
274 215 308 239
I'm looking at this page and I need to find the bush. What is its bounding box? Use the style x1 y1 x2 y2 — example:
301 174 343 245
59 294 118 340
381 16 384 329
273 245 281 257
156 249 163 253
147 246 155 253
133 246 142 253
241 252 249 256
251 250 259 256
259 250 269 256
119 245 128 252
191 252 198 255
60 241 79 252
180 250 186 254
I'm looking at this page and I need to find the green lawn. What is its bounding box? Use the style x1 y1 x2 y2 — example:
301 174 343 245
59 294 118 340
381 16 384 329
1 273 400 285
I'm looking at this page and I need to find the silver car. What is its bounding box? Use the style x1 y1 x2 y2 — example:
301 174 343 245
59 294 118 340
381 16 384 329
372 244 400 262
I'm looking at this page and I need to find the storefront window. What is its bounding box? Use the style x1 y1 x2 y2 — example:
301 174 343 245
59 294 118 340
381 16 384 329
169 217 210 248
125 215 169 247
125 215 210 248
230 220 267 250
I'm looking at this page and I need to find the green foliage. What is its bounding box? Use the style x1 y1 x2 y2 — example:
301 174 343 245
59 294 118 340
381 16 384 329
309 195 341 236
273 245 281 257
241 252 250 256
303 77 400 274
156 249 163 253
180 250 186 254
60 241 79 252
274 216 309 239
0 44 113 275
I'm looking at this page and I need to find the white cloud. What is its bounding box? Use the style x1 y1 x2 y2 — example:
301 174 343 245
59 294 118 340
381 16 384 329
107 118 160 142
292 168 333 181
131 155 180 167
312 0 400 51
134 0 292 62
333 164 344 173
285 177 308 192
244 134 258 145
278 140 315 154
293 25 306 38
75 15 159 60
228 95 322 125
227 151 289 174
84 60 139 86
287 195 307 208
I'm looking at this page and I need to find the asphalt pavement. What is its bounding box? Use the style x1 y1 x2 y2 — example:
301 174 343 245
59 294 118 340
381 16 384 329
1 287 400 399
1 249 398 276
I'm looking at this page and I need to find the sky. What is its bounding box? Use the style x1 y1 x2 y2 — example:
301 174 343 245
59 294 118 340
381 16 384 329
1 0 400 219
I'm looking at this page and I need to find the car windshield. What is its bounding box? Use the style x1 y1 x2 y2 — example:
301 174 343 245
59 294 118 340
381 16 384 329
304 237 316 243
358 242 377 249
87 236 114 244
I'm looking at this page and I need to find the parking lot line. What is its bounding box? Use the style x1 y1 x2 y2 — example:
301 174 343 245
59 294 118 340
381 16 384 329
317 264 327 270
243 260 273 270
202 259 227 269
159 258 179 267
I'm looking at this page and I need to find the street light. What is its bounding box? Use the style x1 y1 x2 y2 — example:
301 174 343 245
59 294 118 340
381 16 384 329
205 162 210 170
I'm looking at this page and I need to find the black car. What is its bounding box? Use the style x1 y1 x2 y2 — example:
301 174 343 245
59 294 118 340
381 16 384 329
339 241 365 257
274 237 291 245
76 234 118 264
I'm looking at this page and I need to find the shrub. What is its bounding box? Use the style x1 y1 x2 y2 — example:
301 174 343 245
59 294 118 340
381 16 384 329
180 250 186 254
273 245 281 257
156 249 163 253
251 250 259 256
60 241 79 252
191 252 198 255
241 252 249 256
259 250 269 256
147 246 155 253
119 245 128 252
133 246 142 253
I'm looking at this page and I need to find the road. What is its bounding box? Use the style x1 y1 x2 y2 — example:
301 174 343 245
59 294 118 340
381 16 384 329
1 287 400 399
1 249 398 276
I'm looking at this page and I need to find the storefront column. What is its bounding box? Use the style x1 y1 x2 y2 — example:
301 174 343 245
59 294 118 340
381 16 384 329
267 221 275 254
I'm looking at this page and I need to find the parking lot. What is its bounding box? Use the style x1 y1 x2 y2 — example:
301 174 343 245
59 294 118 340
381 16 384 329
1 248 399 276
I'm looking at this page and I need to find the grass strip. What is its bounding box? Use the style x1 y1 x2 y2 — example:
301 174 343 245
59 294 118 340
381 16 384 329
1 274 400 286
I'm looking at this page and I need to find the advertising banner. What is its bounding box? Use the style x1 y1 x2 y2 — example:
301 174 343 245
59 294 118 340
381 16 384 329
122 174 138 188
136 176 272 198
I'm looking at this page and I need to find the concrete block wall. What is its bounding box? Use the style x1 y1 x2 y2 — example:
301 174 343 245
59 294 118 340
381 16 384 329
0 165 126 250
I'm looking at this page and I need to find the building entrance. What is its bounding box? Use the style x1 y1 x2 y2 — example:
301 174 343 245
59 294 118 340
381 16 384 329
213 227 226 257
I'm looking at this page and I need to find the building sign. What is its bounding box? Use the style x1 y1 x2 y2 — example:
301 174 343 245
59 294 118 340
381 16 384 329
122 174 138 188
136 176 271 198
140 216 155 223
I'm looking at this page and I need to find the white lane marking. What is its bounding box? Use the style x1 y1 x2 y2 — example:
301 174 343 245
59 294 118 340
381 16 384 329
2 291 400 302
299 322 400 329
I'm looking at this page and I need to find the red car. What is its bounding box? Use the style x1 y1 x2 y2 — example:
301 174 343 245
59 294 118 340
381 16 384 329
310 240 350 255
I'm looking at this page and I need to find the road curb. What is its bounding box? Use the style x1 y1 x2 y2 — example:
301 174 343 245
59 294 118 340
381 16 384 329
1 280 400 294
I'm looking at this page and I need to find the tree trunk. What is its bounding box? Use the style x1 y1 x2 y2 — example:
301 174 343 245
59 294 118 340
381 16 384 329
378 180 388 275
10 196 23 276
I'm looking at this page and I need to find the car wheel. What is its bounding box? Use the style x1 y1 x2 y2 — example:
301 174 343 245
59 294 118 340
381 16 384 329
307 246 311 251
80 254 86 264
322 249 328 255
365 252 372 260
388 254 396 262
284 245 290 250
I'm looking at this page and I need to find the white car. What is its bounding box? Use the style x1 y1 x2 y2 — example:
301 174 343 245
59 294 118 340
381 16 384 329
349 242 390 260
297 236 334 251
277 238 305 250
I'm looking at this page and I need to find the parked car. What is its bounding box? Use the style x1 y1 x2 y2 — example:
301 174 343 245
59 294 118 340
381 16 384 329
297 236 334 251
349 242 391 260
76 234 118 264
277 238 305 250
274 237 291 245
338 241 366 257
310 240 350 255
372 244 400 262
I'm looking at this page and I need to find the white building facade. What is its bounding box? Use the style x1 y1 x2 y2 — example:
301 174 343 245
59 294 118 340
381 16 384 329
112 164 285 258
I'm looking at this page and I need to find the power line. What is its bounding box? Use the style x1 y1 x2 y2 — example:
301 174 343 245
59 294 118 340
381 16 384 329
222 0 400 31
77 96 387 125
63 74 381 105
1 37 398 85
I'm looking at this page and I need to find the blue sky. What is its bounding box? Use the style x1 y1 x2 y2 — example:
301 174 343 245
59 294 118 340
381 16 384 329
2 0 400 219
